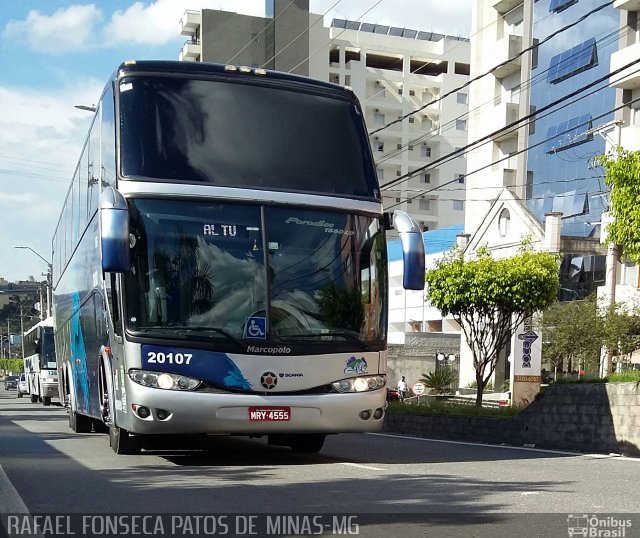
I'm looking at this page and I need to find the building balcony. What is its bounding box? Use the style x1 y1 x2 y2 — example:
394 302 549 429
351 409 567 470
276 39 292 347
490 102 520 141
492 0 523 13
179 10 201 37
620 124 640 151
179 40 201 62
492 35 522 79
610 42 640 89
614 0 640 10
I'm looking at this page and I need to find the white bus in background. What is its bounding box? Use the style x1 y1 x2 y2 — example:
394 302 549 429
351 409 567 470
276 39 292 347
23 317 58 406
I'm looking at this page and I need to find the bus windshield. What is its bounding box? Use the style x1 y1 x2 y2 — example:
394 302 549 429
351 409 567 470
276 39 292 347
41 328 56 369
118 75 378 200
124 199 387 348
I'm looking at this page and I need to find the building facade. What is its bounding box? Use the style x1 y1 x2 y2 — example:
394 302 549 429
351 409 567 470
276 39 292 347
467 0 619 301
178 5 470 233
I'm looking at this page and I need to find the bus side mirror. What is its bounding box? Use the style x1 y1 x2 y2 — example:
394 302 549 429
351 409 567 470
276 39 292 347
99 187 130 273
392 211 425 291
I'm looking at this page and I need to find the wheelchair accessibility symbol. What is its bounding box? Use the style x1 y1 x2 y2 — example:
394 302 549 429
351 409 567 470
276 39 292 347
244 317 267 339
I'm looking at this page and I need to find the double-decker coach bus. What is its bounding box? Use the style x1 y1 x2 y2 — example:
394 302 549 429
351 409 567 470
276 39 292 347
23 317 58 406
52 60 425 454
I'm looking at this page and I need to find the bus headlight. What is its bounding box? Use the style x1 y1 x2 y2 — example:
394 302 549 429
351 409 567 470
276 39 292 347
332 375 386 393
129 369 201 391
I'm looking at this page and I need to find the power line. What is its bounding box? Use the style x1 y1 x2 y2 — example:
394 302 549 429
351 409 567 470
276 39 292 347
373 24 625 167
226 0 298 65
379 53 640 193
368 0 615 136
385 92 640 211
259 0 347 70
287 0 386 74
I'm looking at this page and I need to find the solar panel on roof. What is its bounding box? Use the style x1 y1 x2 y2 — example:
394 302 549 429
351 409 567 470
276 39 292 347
544 114 592 153
549 0 577 13
547 38 596 83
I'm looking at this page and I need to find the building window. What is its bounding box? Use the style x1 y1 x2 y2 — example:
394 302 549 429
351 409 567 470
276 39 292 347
498 208 510 237
408 145 414 151
456 174 465 184
395 197 401 202
376 142 384 152
409 90 415 96
453 200 464 211
456 119 467 131
421 173 430 184
544 114 593 154
421 146 431 157
408 117 415 123
373 112 385 125
397 143 403 149
419 199 430 210
377 168 384 180
456 92 468 105
547 38 597 84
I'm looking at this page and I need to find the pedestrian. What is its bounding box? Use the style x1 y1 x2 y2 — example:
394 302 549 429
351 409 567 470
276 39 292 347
398 376 408 402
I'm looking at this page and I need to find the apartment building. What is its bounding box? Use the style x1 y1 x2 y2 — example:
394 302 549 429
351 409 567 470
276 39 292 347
177 2 470 232
467 0 618 300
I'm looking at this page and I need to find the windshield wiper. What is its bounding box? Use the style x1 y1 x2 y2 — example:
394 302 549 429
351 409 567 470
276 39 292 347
135 326 244 348
282 331 369 351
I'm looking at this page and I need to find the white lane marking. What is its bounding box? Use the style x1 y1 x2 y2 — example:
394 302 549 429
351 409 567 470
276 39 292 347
369 433 640 461
339 462 387 471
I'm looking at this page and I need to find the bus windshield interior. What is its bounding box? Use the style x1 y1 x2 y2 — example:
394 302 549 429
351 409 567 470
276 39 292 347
124 199 387 349
118 75 378 200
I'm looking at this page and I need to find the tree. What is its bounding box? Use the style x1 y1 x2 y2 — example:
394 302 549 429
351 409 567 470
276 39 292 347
539 294 604 374
595 148 640 261
425 245 559 406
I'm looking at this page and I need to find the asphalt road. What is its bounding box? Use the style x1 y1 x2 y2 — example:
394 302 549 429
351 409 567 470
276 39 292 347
0 387 639 538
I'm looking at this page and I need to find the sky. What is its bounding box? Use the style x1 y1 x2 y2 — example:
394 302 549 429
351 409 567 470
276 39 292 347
0 0 471 283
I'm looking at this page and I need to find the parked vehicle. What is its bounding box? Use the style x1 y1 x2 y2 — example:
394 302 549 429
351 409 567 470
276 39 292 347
386 388 400 402
4 376 18 390
17 373 28 398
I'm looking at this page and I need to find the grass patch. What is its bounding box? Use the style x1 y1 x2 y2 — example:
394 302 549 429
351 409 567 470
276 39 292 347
606 370 640 383
552 371 640 384
387 399 524 418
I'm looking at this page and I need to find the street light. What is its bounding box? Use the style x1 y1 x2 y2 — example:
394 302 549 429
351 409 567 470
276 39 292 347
14 246 52 318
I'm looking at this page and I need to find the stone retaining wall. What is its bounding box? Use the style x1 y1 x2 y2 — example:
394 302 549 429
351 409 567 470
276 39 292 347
383 382 640 456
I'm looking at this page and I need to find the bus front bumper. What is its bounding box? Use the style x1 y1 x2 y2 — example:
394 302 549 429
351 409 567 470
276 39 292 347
42 383 59 398
117 384 387 436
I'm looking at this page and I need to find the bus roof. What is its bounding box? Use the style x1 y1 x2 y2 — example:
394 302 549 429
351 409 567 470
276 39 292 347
23 316 54 336
115 60 352 96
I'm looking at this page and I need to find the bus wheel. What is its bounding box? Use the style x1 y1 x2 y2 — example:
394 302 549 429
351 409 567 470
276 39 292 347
289 434 326 453
43 396 51 406
30 394 38 403
109 424 141 455
69 409 93 433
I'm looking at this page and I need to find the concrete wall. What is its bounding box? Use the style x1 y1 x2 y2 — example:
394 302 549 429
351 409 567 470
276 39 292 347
383 382 640 456
387 333 459 389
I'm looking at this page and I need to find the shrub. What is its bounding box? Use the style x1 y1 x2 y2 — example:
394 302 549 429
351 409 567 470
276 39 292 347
420 370 456 395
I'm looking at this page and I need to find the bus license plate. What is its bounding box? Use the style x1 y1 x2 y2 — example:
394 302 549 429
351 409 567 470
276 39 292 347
248 407 291 421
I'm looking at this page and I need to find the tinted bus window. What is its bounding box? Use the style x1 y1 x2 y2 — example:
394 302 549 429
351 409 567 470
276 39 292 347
119 76 378 200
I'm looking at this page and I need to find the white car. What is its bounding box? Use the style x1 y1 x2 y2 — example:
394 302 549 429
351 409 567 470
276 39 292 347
17 373 28 398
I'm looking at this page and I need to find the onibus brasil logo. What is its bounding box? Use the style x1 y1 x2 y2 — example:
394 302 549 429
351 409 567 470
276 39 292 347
567 514 632 537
